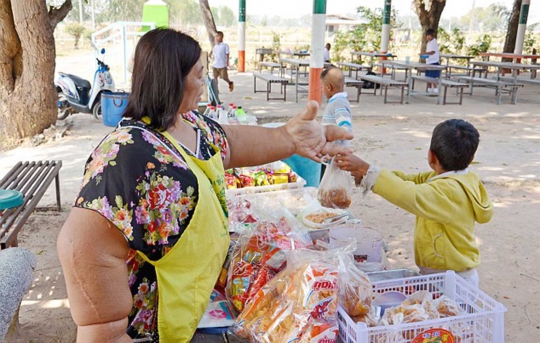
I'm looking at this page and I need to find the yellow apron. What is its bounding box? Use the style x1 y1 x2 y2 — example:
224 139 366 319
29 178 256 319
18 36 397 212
136 121 230 342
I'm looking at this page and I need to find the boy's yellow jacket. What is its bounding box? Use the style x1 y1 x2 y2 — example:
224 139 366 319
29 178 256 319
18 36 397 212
372 169 494 272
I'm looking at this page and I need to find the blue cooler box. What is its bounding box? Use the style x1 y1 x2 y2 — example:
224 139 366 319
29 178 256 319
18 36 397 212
102 92 130 127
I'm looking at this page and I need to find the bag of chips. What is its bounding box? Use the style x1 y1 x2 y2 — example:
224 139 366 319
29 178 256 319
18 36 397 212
225 218 310 314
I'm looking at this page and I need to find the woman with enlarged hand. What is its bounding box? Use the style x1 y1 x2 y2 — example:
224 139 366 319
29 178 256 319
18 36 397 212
57 28 352 342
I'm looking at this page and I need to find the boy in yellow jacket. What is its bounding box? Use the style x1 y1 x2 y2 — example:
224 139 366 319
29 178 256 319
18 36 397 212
336 119 493 287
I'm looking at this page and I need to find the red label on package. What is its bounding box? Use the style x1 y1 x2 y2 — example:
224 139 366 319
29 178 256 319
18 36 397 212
412 328 454 343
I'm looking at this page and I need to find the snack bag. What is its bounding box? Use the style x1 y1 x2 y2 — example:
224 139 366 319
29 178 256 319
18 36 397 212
337 253 375 325
317 158 353 209
226 219 309 313
232 248 343 343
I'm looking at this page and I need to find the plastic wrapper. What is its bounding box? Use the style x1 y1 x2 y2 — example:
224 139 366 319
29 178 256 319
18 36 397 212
317 158 353 209
227 198 259 234
232 248 342 343
225 218 310 314
198 289 235 329
337 253 376 326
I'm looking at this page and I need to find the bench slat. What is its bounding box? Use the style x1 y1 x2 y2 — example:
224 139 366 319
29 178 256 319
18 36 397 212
253 72 288 82
359 75 407 86
0 160 62 248
412 76 468 87
457 77 524 87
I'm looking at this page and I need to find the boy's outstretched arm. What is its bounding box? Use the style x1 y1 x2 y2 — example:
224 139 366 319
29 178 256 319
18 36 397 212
337 154 456 224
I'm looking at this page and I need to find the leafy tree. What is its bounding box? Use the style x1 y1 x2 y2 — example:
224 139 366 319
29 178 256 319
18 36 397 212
459 6 506 32
466 34 492 56
65 22 86 48
333 6 401 63
217 6 235 27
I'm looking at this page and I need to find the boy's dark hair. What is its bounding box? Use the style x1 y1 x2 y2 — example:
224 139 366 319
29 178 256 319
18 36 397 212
216 31 224 37
320 66 336 80
426 28 435 36
326 43 331 49
123 28 202 131
430 119 480 171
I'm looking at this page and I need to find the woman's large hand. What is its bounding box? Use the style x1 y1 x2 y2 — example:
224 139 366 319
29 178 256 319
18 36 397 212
284 101 354 163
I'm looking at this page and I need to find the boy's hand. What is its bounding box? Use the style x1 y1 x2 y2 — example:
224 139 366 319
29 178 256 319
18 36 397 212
336 154 370 185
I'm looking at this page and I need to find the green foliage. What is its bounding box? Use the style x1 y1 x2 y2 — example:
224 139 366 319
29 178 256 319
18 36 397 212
65 22 86 49
459 5 507 32
270 32 281 61
524 24 539 54
467 34 492 56
167 0 202 26
332 6 401 63
438 27 465 56
217 6 235 27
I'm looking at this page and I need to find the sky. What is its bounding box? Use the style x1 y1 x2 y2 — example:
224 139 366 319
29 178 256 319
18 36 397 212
209 0 540 24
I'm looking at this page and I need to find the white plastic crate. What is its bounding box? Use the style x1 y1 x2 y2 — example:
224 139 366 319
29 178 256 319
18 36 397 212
338 271 507 343
225 175 306 197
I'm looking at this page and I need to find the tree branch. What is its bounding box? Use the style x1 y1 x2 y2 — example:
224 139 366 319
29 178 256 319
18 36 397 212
48 0 72 29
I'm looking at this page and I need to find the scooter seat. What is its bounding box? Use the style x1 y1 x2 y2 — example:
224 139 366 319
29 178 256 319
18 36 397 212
59 73 91 90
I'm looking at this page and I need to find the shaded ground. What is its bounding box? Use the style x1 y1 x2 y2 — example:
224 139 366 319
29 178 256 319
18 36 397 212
1 56 539 342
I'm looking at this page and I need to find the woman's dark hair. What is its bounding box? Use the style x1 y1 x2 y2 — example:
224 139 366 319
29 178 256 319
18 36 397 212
426 28 436 36
123 28 202 130
430 119 480 171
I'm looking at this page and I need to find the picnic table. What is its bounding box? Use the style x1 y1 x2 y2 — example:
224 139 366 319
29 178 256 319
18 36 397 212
351 51 397 69
280 58 332 102
379 60 448 104
278 50 310 58
456 60 540 104
440 54 484 77
479 52 539 63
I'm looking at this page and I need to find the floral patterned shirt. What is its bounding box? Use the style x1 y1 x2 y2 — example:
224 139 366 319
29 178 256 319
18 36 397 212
74 111 229 340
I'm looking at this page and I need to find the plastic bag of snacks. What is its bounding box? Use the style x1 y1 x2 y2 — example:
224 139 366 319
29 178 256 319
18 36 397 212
232 248 341 343
225 218 310 314
317 158 353 209
337 252 376 326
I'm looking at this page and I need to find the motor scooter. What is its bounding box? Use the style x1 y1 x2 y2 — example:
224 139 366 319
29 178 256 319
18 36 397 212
55 46 115 120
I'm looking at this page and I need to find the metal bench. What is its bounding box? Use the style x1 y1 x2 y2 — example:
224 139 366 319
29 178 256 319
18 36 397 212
446 65 486 77
411 76 469 105
344 77 363 103
497 76 540 86
337 62 369 79
257 61 284 76
0 161 62 248
253 72 288 101
357 75 407 104
457 77 524 105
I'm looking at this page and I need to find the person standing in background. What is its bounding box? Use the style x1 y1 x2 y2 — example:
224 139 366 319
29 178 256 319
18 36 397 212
212 31 234 92
324 43 332 63
422 29 441 95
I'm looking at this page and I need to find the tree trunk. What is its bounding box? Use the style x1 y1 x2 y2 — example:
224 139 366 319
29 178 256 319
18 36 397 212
0 0 71 149
199 0 217 47
413 0 447 57
503 0 522 58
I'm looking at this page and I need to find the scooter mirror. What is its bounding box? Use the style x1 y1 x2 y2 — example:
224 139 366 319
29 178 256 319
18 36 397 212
101 48 106 54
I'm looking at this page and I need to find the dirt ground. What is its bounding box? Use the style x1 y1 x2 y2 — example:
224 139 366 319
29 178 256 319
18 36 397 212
2 67 539 342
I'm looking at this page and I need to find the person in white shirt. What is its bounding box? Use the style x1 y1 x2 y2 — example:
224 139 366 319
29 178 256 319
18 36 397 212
212 31 234 92
423 28 441 94
324 43 331 63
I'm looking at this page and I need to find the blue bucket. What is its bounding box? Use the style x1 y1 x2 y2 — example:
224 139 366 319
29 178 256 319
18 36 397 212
101 92 129 127
282 154 321 188
261 122 322 187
